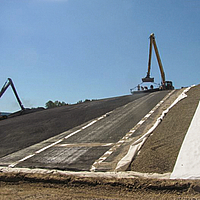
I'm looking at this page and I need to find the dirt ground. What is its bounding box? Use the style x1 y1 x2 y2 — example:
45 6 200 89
1 171 200 199
131 85 200 174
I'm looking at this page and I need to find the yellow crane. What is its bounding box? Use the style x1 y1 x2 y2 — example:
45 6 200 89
142 33 174 90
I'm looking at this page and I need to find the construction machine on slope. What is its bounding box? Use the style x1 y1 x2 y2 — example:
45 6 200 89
0 78 45 120
0 78 25 118
131 33 174 94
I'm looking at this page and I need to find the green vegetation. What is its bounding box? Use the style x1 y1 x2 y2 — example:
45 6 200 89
45 99 96 109
45 100 67 109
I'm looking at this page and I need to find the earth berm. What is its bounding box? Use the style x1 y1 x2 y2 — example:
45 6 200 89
1 85 200 199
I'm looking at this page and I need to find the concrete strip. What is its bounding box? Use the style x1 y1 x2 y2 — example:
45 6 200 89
171 101 200 179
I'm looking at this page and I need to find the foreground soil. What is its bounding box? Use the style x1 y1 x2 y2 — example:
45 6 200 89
131 84 200 174
1 172 200 199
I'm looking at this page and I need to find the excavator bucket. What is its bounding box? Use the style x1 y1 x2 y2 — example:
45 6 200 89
142 77 154 82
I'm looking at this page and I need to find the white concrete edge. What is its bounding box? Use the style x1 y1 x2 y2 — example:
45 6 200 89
170 100 200 179
0 166 171 180
115 86 195 172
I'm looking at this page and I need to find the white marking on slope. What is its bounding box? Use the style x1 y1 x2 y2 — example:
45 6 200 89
137 120 144 125
91 90 175 172
8 110 113 168
171 101 200 179
9 154 35 168
82 120 97 129
36 139 64 154
65 130 81 139
116 87 194 172
57 143 113 147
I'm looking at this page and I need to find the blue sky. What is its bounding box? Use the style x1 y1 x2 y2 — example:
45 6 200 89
0 0 200 112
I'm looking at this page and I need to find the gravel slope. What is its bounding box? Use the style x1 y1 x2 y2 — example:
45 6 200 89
131 84 200 173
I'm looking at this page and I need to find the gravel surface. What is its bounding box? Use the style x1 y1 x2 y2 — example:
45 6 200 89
131 85 200 173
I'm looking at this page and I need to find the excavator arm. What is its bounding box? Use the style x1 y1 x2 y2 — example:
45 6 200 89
142 34 154 82
0 78 25 111
142 33 165 84
151 34 165 84
0 80 10 98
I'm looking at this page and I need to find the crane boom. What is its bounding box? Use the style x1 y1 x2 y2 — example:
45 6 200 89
0 78 25 111
143 34 154 82
142 33 174 90
151 33 165 83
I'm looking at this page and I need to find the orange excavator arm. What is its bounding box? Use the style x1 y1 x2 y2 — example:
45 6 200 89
151 33 166 84
142 33 165 84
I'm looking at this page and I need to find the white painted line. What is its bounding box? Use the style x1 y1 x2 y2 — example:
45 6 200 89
8 154 35 168
98 116 104 120
117 140 124 144
58 144 71 147
90 166 96 171
116 88 192 172
36 139 64 154
137 120 144 125
106 150 113 154
56 143 113 148
103 143 113 146
82 120 97 129
8 110 113 168
144 114 151 119
91 90 176 172
65 130 81 139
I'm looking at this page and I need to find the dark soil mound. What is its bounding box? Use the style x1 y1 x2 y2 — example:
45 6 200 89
0 93 146 158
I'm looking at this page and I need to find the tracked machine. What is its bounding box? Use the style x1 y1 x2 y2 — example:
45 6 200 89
0 78 25 110
131 33 174 94
0 78 45 119
0 78 25 119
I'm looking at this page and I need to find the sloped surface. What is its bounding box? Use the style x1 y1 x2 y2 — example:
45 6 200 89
0 93 147 158
131 84 200 173
171 101 200 179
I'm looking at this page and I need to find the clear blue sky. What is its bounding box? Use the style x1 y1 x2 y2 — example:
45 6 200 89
0 0 200 112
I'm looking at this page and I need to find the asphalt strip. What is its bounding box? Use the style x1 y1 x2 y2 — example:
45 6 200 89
8 111 113 168
170 100 200 179
115 86 194 172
